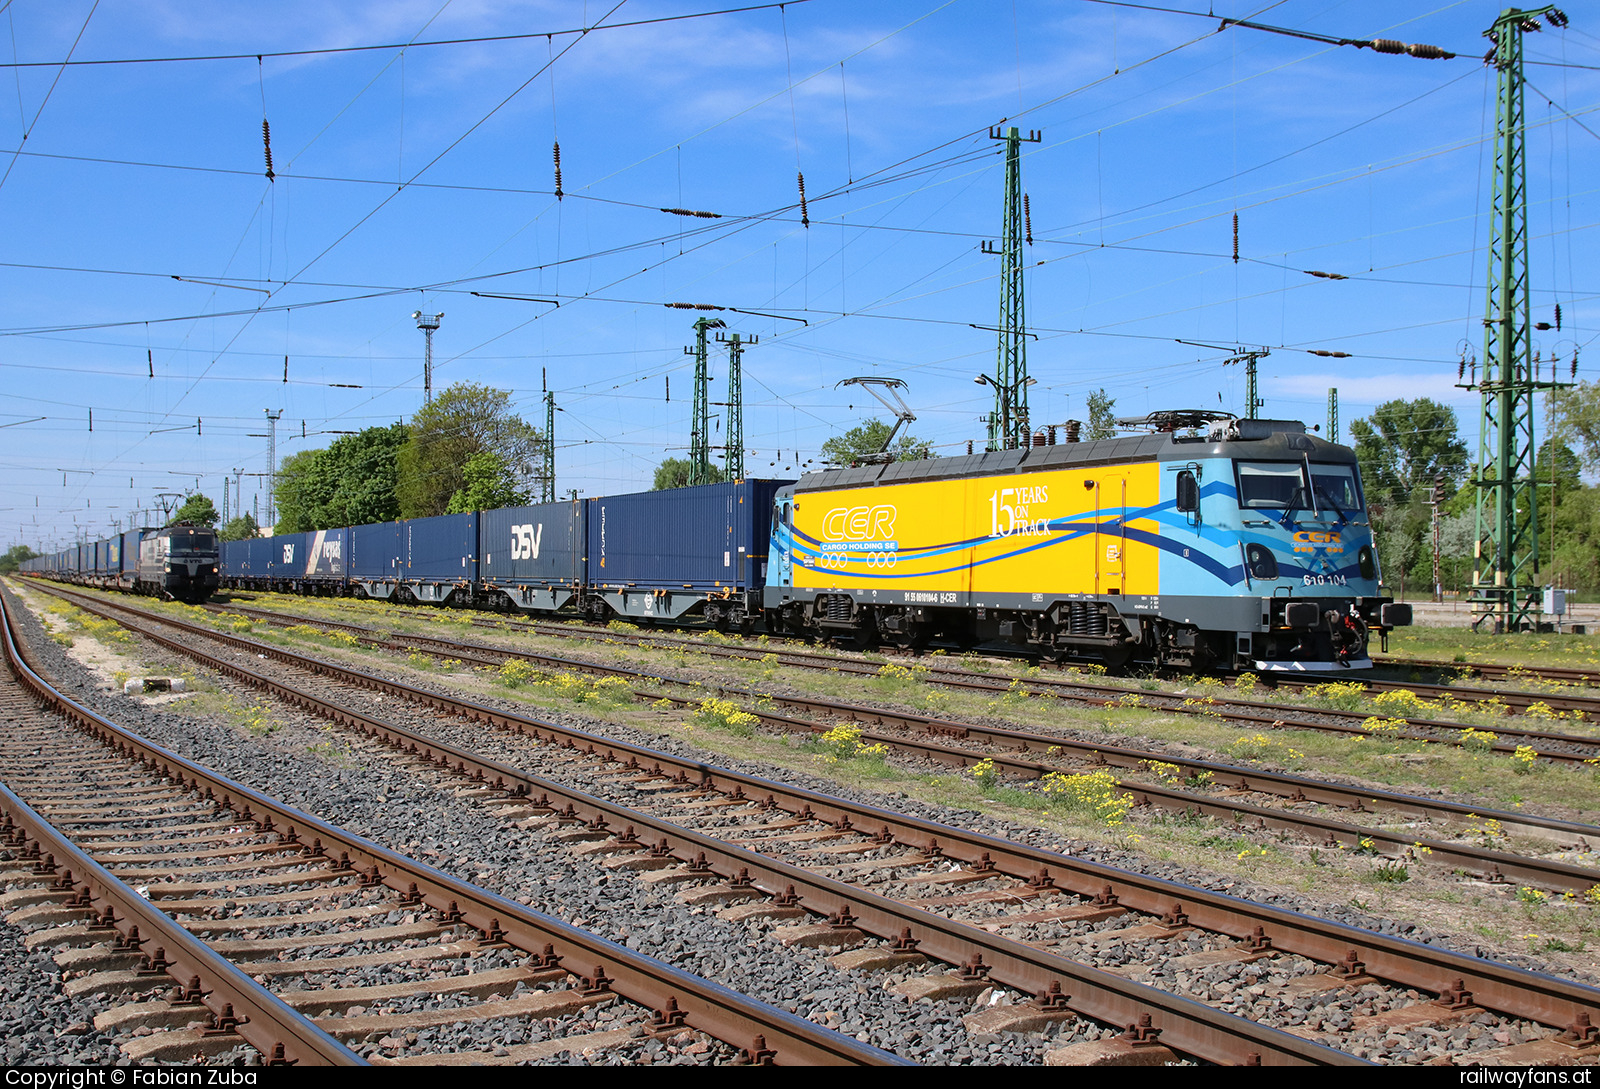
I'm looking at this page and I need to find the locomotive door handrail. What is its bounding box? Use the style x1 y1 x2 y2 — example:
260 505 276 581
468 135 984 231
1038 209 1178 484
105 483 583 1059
1091 479 1100 594
1119 477 1128 591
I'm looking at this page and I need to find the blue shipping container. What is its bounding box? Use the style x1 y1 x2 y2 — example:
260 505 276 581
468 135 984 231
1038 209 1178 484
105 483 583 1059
586 479 789 622
350 521 403 597
403 512 477 603
480 500 585 612
302 528 348 579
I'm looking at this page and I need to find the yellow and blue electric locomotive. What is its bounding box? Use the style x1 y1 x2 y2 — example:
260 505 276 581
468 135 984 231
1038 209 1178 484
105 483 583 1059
764 412 1410 670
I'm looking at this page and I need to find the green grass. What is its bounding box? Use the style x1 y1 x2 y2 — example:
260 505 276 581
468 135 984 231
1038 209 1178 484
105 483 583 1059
1384 625 1600 671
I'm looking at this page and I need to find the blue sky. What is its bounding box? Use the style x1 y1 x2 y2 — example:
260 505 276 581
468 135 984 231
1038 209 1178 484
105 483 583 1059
2 0 1596 551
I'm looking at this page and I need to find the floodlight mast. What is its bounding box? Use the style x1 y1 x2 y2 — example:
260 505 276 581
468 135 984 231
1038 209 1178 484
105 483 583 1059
412 310 443 404
836 377 917 464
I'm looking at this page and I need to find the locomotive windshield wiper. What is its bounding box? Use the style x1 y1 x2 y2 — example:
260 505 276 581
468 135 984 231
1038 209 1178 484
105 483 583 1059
1316 488 1351 525
1277 486 1312 527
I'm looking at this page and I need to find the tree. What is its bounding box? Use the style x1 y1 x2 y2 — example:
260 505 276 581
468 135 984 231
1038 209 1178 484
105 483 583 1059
1349 399 1468 510
1086 389 1117 440
273 448 325 534
819 418 934 465
275 423 409 533
218 514 260 542
168 493 219 527
1551 486 1600 589
1556 380 1600 472
652 457 699 490
446 451 529 513
0 545 38 574
397 384 540 518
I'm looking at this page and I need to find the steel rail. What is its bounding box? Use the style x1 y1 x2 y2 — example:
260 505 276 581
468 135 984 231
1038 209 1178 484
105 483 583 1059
212 599 1600 764
1264 674 1600 718
0 594 365 1066
197 595 1600 845
218 603 1600 889
630 690 1600 894
72 604 1362 1064
56 586 1600 1049
5 587 898 1068
1374 656 1600 687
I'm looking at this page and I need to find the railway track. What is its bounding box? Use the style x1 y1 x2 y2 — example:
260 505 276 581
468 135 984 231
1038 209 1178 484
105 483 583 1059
1374 657 1600 689
216 592 1600 716
144 592 1600 894
204 597 1600 772
27 583 1600 1066
0 588 897 1067
204 597 1600 765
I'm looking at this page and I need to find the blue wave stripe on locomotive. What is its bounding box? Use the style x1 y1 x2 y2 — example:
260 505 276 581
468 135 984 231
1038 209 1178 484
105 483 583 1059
781 473 1374 592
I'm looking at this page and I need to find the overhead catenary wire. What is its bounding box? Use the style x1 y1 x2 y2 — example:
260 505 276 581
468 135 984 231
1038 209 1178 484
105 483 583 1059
0 2 818 68
0 0 99 194
6 1 1593 534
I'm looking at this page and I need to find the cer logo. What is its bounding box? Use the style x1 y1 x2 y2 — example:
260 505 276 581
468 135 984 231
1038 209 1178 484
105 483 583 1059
821 505 896 541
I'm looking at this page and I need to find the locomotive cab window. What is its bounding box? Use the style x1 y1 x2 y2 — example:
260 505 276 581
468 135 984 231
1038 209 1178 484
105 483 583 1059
1310 463 1363 513
172 532 217 555
1235 461 1308 509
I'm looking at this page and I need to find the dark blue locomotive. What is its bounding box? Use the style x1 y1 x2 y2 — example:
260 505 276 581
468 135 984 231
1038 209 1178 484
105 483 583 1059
24 524 218 604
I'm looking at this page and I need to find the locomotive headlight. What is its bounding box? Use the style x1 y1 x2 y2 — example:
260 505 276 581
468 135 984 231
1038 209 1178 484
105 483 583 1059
1357 546 1376 580
1244 542 1278 580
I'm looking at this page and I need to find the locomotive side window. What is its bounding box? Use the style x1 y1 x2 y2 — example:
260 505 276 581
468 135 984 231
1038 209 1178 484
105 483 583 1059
1235 462 1308 509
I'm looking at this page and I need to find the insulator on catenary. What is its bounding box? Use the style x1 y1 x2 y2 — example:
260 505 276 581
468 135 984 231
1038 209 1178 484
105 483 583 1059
1307 270 1348 280
797 172 810 228
553 142 563 201
664 302 725 311
262 119 274 181
1232 212 1239 264
1555 303 1562 331
1024 193 1033 245
147 349 153 378
1458 357 1466 381
1368 37 1452 59
1307 350 1352 358
660 207 721 219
